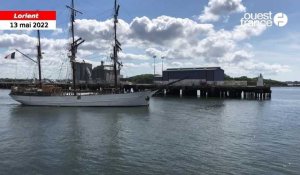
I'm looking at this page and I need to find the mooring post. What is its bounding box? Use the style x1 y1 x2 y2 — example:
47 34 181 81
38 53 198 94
260 93 262 100
265 93 267 99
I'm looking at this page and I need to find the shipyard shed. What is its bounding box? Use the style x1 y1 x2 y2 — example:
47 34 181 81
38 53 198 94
155 67 224 86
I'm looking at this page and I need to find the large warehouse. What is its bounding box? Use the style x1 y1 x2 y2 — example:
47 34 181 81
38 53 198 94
155 67 224 86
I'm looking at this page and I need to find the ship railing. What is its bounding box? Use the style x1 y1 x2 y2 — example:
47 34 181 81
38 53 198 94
10 85 144 96
59 88 125 96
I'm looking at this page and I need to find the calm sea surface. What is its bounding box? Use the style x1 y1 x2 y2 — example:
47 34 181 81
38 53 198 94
0 88 299 175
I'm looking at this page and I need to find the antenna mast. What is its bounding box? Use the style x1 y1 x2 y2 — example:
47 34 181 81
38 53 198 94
67 0 84 95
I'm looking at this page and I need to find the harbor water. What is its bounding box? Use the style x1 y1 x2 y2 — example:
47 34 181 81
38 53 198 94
0 88 299 174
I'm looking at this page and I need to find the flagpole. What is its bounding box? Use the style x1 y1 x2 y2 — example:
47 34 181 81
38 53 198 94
15 49 38 63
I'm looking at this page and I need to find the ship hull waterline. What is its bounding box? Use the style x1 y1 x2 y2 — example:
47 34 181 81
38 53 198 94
10 91 155 107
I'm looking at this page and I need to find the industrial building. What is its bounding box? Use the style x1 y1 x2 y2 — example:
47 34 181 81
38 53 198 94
91 61 121 84
75 62 92 83
154 67 224 86
74 61 121 85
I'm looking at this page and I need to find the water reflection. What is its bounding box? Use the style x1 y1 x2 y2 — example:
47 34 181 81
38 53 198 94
7 105 150 174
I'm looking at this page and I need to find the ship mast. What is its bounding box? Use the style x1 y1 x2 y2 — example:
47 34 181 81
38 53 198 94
14 30 43 87
112 0 121 88
37 30 42 88
67 0 84 95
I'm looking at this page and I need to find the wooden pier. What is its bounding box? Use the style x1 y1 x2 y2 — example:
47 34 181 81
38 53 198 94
122 84 272 100
0 82 271 100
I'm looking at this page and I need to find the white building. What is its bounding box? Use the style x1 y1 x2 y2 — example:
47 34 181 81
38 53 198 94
257 74 264 87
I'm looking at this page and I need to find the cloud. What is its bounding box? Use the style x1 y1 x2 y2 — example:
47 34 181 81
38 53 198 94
229 50 252 63
240 61 290 75
119 52 150 61
0 12 289 78
199 0 246 22
232 23 267 41
145 48 167 58
51 28 64 36
75 19 130 41
129 16 213 45
0 33 35 48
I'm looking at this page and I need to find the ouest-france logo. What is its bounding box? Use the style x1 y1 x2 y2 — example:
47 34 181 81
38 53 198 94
240 12 288 27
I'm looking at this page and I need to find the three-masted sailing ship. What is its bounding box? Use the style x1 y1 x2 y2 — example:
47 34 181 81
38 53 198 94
10 0 156 107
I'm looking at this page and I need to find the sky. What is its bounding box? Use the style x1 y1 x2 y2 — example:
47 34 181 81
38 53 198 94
0 0 299 81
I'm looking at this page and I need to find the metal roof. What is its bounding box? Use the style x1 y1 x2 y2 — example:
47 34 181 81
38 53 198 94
165 67 222 71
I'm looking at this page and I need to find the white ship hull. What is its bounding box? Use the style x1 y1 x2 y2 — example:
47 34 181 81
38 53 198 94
10 91 155 107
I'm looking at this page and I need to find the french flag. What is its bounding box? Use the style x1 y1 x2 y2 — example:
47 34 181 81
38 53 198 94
4 52 15 59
